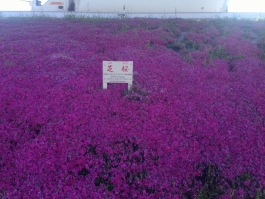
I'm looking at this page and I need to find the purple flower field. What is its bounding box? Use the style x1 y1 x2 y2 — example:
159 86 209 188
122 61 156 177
0 17 265 198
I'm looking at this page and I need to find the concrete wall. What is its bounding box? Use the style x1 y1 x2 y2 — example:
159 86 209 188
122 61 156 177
5 0 226 12
77 0 227 13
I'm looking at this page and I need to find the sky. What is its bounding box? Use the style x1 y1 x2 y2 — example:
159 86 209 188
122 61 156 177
0 0 32 11
229 0 265 12
0 0 265 12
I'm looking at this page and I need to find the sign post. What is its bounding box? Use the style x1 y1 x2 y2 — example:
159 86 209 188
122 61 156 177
103 61 133 90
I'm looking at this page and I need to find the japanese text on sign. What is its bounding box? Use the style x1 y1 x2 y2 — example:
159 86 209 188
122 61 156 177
103 61 133 90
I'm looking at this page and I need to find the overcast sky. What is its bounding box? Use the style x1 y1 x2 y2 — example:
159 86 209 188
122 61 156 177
229 0 265 12
0 0 31 11
0 0 265 12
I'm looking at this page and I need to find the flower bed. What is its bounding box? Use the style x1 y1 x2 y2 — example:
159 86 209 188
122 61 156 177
0 17 265 198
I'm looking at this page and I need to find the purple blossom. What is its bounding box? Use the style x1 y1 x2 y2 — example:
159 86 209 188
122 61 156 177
0 17 265 198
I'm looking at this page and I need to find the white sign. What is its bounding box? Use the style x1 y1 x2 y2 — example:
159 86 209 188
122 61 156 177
103 61 133 90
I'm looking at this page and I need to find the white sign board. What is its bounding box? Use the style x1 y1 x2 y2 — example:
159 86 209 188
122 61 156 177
103 61 133 90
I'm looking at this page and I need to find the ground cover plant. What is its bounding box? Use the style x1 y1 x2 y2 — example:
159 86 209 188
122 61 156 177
0 16 265 198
